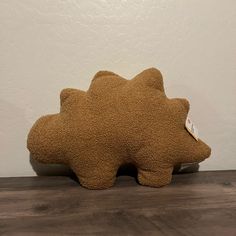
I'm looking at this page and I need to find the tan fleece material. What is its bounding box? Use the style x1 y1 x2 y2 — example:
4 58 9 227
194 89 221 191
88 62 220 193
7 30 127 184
27 68 211 189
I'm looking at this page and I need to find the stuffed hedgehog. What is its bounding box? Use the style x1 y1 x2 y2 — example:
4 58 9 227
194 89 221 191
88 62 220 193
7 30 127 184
27 68 211 189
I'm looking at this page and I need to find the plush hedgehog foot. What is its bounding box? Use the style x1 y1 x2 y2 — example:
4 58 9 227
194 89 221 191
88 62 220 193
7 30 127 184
79 177 116 190
138 167 173 187
71 162 118 190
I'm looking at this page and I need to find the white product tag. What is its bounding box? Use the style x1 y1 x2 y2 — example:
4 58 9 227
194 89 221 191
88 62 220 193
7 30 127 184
185 117 199 141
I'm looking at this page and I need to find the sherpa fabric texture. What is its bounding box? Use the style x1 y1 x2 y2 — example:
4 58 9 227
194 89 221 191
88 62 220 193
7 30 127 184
27 68 211 189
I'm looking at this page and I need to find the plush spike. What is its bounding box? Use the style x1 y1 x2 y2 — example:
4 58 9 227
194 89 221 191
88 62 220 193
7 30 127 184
131 67 165 92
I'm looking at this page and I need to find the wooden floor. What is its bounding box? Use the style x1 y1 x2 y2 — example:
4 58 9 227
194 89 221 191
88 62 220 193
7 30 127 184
0 171 235 236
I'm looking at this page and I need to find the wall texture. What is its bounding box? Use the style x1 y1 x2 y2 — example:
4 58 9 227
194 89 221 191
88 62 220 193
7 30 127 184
1 0 236 177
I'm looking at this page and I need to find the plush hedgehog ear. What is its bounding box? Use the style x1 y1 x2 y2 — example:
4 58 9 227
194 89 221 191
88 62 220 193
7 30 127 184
131 68 164 92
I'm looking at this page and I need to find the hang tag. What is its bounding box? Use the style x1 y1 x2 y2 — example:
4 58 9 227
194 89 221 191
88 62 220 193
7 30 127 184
185 117 199 141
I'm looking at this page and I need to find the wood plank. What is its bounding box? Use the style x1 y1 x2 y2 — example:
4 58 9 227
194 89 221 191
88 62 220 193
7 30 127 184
0 171 235 235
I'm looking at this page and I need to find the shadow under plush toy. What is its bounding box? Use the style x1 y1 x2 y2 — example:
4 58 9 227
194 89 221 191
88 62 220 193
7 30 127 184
27 68 211 189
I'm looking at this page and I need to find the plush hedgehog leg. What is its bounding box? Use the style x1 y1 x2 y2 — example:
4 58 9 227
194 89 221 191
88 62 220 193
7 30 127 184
73 164 118 190
70 151 119 190
137 166 173 187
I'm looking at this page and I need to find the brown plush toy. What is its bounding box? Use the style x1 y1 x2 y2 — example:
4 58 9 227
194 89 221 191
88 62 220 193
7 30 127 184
27 68 211 189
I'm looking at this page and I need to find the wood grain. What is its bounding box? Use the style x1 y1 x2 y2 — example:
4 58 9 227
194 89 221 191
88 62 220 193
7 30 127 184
0 171 235 235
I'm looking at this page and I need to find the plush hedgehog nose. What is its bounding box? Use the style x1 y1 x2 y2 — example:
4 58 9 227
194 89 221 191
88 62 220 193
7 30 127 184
27 115 54 155
27 117 45 154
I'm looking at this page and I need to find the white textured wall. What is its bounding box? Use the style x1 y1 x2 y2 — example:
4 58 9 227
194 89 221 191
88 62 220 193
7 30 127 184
0 0 236 177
